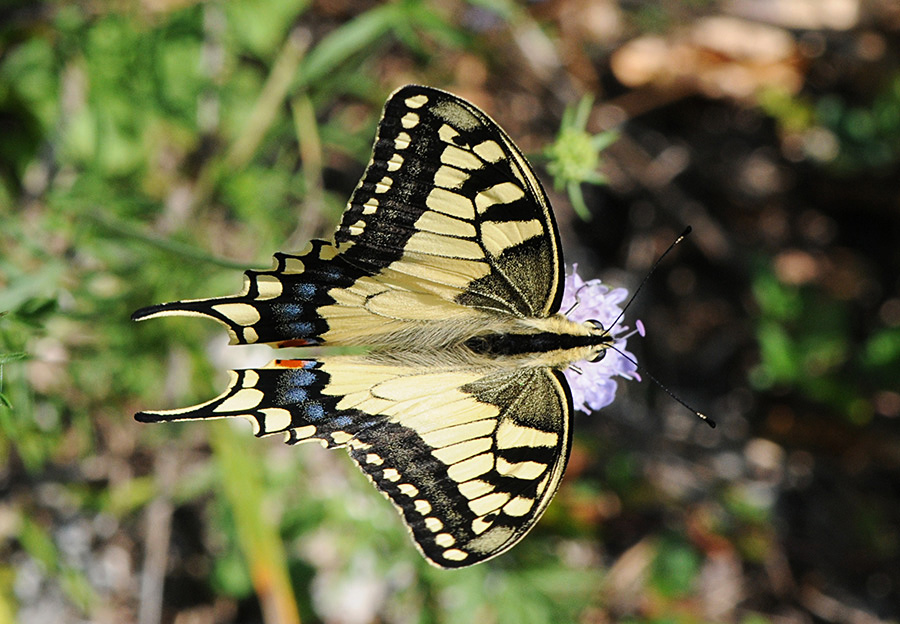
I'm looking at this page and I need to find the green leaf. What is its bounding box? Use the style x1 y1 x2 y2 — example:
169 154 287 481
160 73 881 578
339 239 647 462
297 5 401 89
0 352 26 365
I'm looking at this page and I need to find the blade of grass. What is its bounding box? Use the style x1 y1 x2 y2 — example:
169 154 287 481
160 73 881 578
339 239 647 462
86 211 262 270
284 94 327 248
209 422 301 624
294 4 401 90
225 27 311 171
0 567 15 624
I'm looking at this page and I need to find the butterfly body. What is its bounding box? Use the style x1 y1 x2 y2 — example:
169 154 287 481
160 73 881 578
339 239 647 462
135 85 620 568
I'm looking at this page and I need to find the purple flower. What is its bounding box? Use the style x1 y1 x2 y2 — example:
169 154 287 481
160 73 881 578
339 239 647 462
560 265 641 414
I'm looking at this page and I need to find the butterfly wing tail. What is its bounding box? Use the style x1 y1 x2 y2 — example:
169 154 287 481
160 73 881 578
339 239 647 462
135 358 368 448
132 240 360 347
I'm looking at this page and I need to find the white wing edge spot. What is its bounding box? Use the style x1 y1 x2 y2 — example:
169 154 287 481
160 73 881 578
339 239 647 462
446 453 494 482
471 516 493 535
495 457 548 480
473 140 505 163
375 176 393 193
426 187 476 220
254 275 283 300
468 491 511 516
395 132 411 150
405 94 428 108
398 483 419 497
289 424 317 440
438 124 460 143
362 198 379 215
458 479 493 500
260 407 292 432
474 182 526 213
331 431 353 445
480 218 545 258
495 421 558 449
441 144 482 170
211 303 261 326
387 153 404 171
442 549 468 562
502 496 535 517
213 387 264 413
282 256 305 273
401 112 419 128
434 165 469 190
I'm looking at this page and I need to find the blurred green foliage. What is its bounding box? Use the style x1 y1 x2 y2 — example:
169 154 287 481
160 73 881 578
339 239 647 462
1 1 619 621
760 74 900 172
750 261 898 424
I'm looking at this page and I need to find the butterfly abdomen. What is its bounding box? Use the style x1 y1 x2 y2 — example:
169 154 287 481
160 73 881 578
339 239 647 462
464 331 610 357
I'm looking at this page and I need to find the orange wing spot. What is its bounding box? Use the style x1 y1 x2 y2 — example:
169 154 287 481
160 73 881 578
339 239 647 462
277 339 314 348
274 359 314 368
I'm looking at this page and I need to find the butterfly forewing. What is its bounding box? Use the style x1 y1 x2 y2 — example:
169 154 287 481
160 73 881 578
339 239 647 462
335 85 564 318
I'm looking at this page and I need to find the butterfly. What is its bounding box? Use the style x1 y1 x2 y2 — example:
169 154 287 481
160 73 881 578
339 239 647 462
134 85 630 568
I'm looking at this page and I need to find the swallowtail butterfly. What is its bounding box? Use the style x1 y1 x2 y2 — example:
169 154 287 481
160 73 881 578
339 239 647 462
134 85 633 568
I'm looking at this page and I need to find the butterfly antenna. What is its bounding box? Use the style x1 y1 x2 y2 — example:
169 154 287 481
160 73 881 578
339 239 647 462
606 227 714 428
609 343 716 428
608 226 692 332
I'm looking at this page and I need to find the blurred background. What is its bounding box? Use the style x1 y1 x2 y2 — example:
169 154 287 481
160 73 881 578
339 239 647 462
2 1 899 622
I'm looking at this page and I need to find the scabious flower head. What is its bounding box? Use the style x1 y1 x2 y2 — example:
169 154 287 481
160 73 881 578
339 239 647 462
560 265 641 414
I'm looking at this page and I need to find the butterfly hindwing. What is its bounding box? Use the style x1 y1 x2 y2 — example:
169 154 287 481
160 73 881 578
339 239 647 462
136 357 572 568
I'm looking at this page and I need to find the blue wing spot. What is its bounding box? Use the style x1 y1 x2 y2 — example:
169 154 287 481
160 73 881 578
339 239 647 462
290 321 314 335
292 283 318 301
277 370 317 404
280 387 308 404
273 303 303 320
304 403 325 421
321 266 343 280
331 415 353 429
283 369 316 385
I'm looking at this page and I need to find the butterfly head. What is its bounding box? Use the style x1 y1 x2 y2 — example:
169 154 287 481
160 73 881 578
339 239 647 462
582 318 614 363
